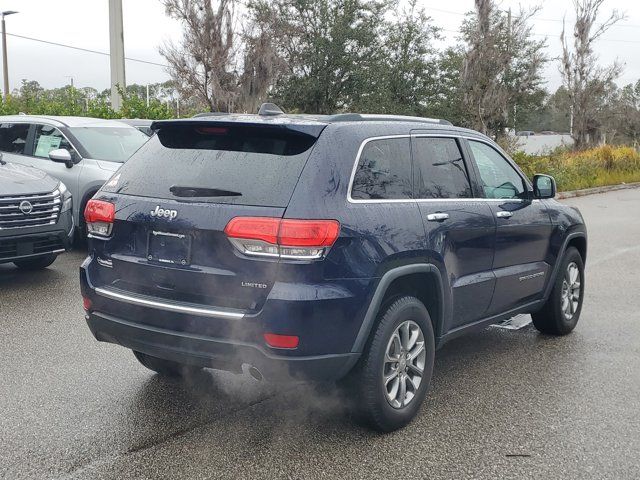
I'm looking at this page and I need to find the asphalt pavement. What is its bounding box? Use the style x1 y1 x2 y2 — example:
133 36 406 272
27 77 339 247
1 189 639 480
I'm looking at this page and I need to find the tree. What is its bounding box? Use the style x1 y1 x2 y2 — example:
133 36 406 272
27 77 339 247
160 0 279 112
252 0 390 114
428 48 467 126
16 80 45 112
615 81 640 146
517 86 573 133
560 0 624 148
461 0 547 137
355 0 440 116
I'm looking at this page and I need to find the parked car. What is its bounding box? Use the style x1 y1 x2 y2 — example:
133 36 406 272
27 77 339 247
0 156 73 269
80 107 587 432
0 116 150 238
119 119 154 137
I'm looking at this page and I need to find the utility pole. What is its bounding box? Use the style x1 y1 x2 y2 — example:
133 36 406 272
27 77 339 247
1 11 18 101
507 8 513 132
146 84 150 108
108 0 126 111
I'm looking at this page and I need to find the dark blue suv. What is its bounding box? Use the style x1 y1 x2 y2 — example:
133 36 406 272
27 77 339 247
80 109 587 431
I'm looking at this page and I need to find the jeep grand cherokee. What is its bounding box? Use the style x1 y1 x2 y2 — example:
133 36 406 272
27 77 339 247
80 107 587 431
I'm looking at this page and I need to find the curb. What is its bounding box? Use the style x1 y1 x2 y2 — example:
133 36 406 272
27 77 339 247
557 182 640 199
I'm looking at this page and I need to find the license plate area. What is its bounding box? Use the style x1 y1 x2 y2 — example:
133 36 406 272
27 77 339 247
147 231 191 266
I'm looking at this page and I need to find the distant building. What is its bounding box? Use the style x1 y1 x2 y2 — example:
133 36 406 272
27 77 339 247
513 134 574 155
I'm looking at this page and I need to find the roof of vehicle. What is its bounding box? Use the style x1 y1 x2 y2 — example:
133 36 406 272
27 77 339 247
119 118 153 127
181 112 453 126
151 112 487 143
0 115 137 129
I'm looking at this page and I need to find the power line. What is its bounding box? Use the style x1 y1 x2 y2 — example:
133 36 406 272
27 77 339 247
428 6 640 30
438 21 640 44
7 15 640 69
6 32 168 68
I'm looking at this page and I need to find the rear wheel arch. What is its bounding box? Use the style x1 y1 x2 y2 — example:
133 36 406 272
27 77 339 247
351 264 445 353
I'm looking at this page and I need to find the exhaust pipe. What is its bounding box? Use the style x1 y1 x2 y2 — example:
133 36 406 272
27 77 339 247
247 365 263 382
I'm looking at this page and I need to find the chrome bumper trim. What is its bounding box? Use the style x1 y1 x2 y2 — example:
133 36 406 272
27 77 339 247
94 287 245 320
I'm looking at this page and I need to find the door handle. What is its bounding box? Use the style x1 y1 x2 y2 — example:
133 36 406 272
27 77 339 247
426 212 449 222
496 211 513 219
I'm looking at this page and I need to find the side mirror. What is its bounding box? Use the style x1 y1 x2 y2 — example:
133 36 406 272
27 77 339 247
533 174 556 199
49 149 73 168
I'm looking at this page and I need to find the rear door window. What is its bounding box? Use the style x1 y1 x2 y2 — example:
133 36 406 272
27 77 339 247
0 123 30 154
106 124 318 207
412 137 472 199
350 137 412 200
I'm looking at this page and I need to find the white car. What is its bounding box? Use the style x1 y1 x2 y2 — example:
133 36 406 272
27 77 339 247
0 115 150 238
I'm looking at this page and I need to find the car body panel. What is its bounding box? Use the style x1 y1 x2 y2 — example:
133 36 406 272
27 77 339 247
0 161 59 195
0 162 73 264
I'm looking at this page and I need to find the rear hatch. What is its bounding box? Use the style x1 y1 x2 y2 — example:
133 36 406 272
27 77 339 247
90 119 325 312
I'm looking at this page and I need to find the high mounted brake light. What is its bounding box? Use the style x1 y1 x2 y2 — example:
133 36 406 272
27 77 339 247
224 217 340 260
84 199 115 237
195 126 229 135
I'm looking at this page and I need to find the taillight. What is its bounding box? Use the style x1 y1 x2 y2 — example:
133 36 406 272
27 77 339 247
84 199 115 237
224 217 340 260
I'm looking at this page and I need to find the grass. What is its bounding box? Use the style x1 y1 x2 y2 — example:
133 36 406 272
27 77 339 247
512 145 640 192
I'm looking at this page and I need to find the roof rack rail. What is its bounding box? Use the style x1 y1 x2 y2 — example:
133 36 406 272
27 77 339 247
327 113 452 126
192 112 229 118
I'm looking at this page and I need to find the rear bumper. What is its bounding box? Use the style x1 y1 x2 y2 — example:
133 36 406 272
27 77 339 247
80 246 372 381
0 210 74 264
85 310 359 381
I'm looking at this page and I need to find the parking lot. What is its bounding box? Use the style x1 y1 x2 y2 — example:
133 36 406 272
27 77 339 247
1 188 639 480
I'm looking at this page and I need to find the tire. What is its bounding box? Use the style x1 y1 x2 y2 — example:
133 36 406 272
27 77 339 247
13 254 58 270
532 246 585 335
349 296 436 432
133 351 203 378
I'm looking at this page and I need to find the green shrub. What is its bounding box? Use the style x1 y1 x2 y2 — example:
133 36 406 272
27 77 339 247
512 145 640 192
0 85 176 120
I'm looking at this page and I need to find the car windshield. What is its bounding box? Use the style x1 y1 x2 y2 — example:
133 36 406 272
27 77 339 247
68 126 149 163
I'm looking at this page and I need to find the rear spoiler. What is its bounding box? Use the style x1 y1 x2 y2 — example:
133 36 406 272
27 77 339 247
150 119 327 138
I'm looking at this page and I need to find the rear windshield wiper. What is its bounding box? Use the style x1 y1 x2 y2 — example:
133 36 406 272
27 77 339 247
169 185 242 198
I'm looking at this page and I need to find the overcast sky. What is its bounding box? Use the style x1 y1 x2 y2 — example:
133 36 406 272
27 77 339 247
2 0 640 94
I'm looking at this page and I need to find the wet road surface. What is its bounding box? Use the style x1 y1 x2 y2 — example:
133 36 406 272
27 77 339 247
1 188 639 479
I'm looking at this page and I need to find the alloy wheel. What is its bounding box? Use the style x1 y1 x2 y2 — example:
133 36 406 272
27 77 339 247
382 320 426 409
561 261 581 320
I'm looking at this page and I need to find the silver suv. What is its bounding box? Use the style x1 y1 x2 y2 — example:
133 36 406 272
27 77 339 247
0 115 150 238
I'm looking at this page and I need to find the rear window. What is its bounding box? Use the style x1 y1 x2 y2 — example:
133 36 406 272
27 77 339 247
105 125 317 207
